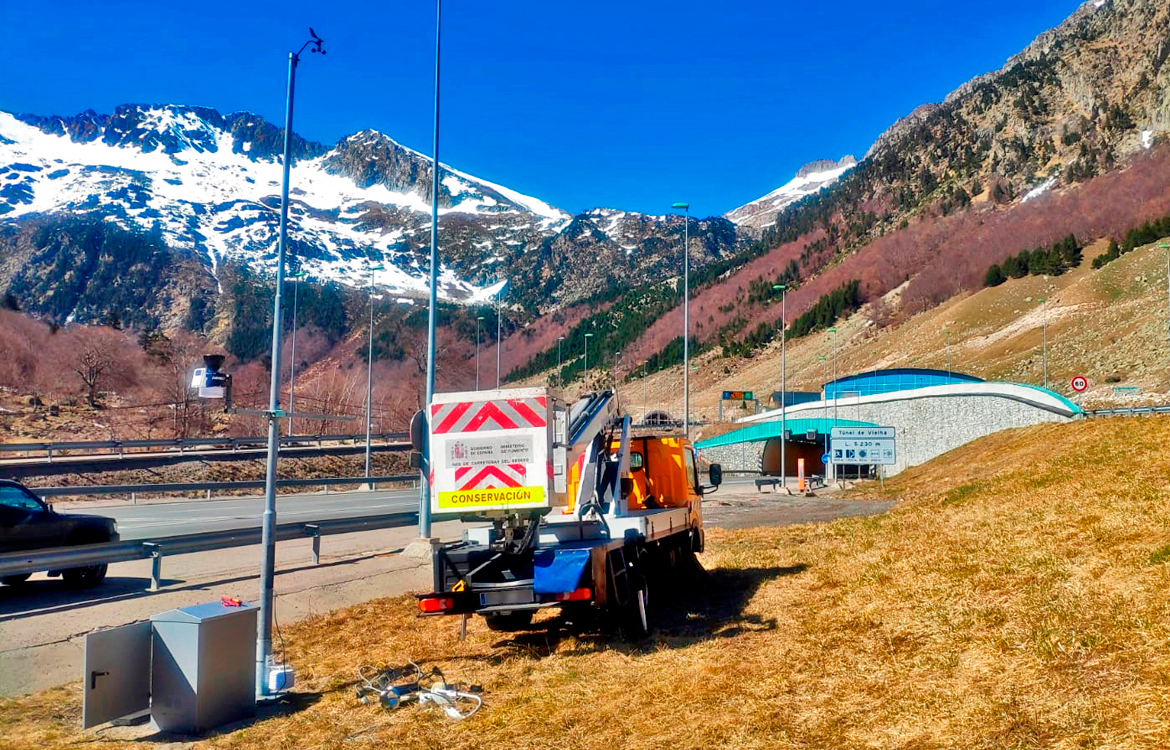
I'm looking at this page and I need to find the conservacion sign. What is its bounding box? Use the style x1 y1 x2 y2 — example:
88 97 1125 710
437 486 547 510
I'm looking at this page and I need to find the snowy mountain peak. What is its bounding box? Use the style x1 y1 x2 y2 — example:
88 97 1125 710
0 104 579 302
725 155 857 230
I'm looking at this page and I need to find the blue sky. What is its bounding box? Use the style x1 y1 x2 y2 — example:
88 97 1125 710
2 1 1079 217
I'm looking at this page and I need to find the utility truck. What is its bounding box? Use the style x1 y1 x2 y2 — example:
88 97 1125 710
416 387 722 637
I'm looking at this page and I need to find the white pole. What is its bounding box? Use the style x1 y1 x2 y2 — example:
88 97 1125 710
288 277 298 436
365 265 375 479
1043 302 1048 390
780 286 786 489
683 206 690 438
584 334 591 390
259 33 321 697
643 364 648 422
496 286 502 388
418 0 442 541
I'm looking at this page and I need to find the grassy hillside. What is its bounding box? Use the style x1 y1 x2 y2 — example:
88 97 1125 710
6 417 1170 747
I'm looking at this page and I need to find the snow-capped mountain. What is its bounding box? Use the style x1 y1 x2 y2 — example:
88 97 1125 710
0 105 579 302
0 104 745 325
725 156 856 230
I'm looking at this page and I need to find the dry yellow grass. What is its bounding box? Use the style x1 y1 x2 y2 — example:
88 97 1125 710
6 416 1170 748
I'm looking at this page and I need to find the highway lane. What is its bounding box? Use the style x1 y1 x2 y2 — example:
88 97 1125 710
1 442 410 479
58 488 422 539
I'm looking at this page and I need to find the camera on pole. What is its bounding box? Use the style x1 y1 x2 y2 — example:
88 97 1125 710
190 354 233 410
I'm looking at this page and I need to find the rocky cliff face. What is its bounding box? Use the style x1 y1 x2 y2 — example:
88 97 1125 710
862 0 1169 207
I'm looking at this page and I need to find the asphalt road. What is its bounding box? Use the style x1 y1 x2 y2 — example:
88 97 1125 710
60 488 423 540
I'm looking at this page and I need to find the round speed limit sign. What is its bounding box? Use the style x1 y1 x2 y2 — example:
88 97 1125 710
1071 375 1088 393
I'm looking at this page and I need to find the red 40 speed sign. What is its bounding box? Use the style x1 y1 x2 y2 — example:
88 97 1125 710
1071 375 1088 393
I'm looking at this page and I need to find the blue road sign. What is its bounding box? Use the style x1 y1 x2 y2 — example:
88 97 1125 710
821 453 831 464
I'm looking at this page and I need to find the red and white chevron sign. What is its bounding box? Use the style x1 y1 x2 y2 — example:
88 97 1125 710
455 463 527 490
431 397 547 434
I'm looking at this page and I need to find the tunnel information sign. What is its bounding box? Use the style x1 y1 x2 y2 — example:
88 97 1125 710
830 427 896 465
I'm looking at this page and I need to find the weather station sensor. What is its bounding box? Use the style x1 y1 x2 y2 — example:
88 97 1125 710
191 354 233 407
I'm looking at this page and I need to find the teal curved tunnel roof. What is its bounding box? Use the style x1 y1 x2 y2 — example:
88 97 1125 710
695 417 876 450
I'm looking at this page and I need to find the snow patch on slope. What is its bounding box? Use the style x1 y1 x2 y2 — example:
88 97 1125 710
725 157 856 229
1021 176 1057 203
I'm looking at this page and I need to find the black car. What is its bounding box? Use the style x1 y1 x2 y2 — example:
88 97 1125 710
0 479 119 587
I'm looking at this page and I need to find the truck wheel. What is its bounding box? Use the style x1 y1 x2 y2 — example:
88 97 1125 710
61 532 110 588
1 574 31 586
483 610 534 632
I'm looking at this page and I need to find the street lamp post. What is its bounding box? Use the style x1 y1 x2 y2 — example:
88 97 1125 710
496 283 504 389
287 270 306 436
1038 296 1048 390
257 28 324 700
944 328 952 377
818 355 829 463
556 335 565 386
642 364 648 423
365 263 384 479
774 283 787 488
475 315 484 390
828 327 838 483
1162 241 1170 393
418 0 443 542
584 332 594 390
672 202 691 437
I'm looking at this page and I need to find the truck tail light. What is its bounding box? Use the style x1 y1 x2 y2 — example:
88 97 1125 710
554 587 592 602
418 596 454 613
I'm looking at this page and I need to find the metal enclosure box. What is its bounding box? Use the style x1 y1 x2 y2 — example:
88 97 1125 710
149 601 258 734
429 387 568 516
83 621 153 729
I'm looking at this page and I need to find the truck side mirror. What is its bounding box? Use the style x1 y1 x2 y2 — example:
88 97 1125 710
708 464 723 487
409 409 426 453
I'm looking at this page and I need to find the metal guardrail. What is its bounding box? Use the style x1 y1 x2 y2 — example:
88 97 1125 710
0 432 408 462
33 474 419 501
0 510 418 590
1085 406 1170 417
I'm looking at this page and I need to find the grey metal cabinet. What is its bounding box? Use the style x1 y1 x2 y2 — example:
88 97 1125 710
149 601 257 733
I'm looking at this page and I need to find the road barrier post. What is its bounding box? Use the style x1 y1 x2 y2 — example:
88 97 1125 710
145 543 163 591
131 492 137 505
306 525 321 564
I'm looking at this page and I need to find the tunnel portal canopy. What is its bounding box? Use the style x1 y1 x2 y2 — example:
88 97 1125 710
824 368 983 400
696 417 876 451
